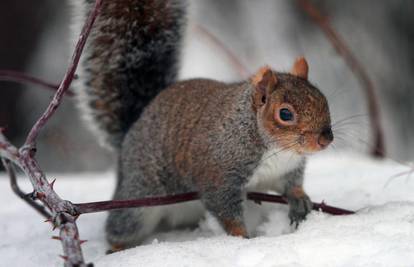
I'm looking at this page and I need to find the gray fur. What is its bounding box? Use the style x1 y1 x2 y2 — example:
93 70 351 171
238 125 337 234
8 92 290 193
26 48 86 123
106 80 309 247
75 0 187 149
281 163 312 227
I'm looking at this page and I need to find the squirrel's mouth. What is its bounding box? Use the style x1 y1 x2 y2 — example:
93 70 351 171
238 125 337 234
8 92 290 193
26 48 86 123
276 127 333 155
267 126 333 155
296 127 334 154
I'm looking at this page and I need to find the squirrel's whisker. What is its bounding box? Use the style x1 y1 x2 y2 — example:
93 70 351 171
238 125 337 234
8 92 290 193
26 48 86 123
259 142 299 164
326 87 347 100
332 114 368 127
336 131 411 168
332 120 370 130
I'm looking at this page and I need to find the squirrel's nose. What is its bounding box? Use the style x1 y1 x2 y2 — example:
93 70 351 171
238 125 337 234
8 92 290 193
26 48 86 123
318 127 333 148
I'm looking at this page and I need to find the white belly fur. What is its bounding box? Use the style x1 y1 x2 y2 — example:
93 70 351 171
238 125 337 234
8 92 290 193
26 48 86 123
246 148 303 193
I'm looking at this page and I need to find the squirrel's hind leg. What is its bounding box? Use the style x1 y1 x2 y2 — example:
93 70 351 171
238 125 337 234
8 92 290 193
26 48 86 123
105 206 165 251
105 164 168 251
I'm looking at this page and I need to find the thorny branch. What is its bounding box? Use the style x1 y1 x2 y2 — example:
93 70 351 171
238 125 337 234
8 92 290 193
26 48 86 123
0 0 103 265
297 0 385 158
4 169 354 217
24 0 101 147
246 192 354 215
72 192 354 216
2 158 51 218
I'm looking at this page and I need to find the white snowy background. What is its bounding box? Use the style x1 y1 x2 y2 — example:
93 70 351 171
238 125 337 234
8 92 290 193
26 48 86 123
2 152 414 267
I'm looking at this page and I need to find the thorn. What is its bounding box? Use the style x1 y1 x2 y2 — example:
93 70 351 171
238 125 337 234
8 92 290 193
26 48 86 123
29 147 37 157
318 200 327 212
44 218 52 223
52 224 57 231
79 240 88 245
52 236 62 241
59 255 68 261
49 178 56 190
36 192 45 200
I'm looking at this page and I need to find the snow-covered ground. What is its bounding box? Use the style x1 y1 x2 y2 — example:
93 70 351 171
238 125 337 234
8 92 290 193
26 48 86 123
1 152 414 267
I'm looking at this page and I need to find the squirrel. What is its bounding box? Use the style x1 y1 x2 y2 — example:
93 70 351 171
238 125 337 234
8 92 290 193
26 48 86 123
74 0 333 251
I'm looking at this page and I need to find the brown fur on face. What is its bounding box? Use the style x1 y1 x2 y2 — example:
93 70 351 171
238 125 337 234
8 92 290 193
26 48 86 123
252 59 332 154
251 66 278 112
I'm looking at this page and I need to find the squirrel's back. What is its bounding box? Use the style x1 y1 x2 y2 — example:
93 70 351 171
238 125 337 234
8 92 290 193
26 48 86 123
121 78 263 184
73 0 186 149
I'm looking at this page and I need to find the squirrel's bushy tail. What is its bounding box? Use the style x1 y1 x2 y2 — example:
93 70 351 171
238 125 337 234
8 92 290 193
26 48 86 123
74 0 186 149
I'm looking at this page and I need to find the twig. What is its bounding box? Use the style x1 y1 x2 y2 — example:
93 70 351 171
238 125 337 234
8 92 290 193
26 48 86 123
2 158 51 218
0 0 102 265
24 0 99 147
75 192 199 214
246 192 355 215
0 60 88 267
73 191 355 216
297 0 385 158
194 24 250 78
0 70 74 96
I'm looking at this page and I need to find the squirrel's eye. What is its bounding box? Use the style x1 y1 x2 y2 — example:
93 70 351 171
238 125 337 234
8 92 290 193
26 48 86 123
279 108 293 121
275 104 297 126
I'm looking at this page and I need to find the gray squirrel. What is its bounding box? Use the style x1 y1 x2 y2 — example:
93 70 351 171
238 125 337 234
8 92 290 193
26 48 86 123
74 0 333 252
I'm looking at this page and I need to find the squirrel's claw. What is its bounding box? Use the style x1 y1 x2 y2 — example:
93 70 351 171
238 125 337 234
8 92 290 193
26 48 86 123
288 194 313 229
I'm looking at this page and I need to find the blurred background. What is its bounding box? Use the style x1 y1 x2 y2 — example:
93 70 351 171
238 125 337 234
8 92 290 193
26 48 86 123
0 0 413 172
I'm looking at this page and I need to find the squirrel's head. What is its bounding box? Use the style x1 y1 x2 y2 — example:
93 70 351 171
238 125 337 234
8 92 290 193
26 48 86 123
251 57 333 155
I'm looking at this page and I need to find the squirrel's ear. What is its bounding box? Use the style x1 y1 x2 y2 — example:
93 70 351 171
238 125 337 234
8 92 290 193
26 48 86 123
252 66 278 93
251 66 278 109
290 57 309 80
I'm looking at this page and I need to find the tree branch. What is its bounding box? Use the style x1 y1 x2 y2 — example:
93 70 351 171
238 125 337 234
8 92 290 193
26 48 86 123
1 117 89 267
24 0 100 147
73 191 355 216
297 0 386 158
0 0 102 265
2 158 51 218
75 192 199 214
0 70 74 96
246 192 355 215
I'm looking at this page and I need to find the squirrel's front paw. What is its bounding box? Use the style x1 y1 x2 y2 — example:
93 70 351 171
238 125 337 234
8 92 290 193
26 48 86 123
288 193 313 228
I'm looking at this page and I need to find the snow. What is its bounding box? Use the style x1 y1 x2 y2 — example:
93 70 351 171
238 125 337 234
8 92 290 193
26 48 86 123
1 152 414 267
